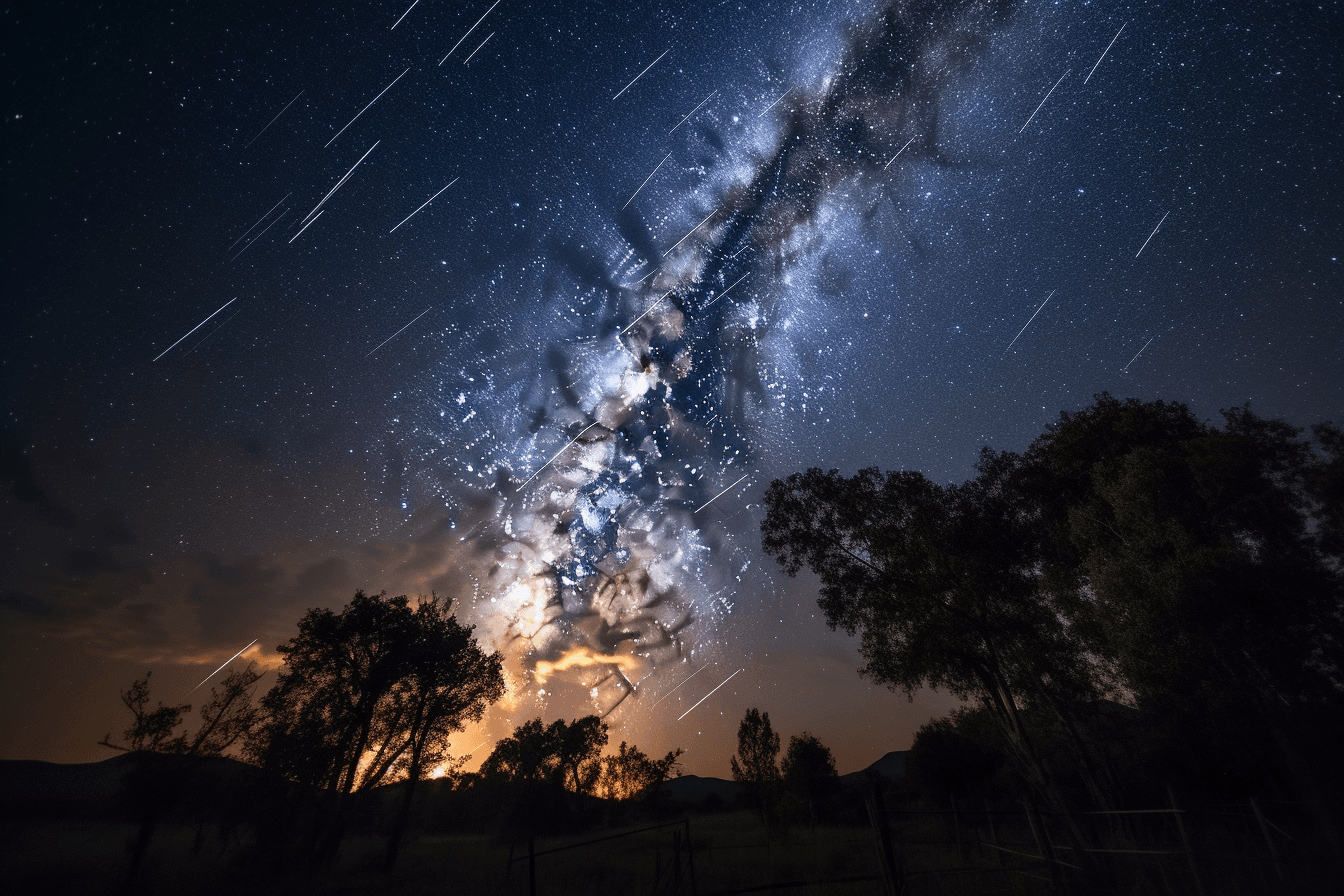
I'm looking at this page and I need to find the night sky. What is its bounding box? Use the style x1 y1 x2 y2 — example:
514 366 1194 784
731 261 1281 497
3 0 1341 778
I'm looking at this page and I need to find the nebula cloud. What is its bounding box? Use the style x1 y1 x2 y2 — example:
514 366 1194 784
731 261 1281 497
409 0 1022 727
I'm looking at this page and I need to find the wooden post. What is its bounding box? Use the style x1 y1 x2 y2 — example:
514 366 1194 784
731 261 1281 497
1024 799 1065 894
1249 797 1285 880
985 800 1004 867
528 836 537 896
951 795 965 862
684 817 698 895
866 783 907 896
1167 786 1207 896
672 828 683 893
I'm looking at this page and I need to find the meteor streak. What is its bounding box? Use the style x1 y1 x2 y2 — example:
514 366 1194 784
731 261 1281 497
883 136 916 170
1122 336 1155 372
623 153 671 209
662 208 717 257
389 178 459 233
677 668 742 721
613 49 669 100
1004 289 1055 354
439 0 503 65
243 92 303 149
302 141 380 223
1084 23 1126 85
694 473 749 513
650 664 709 707
758 84 794 118
230 208 289 260
620 290 674 335
366 306 432 358
1135 211 1169 258
391 0 420 30
190 639 258 692
288 210 324 243
1020 69 1070 133
325 68 409 148
229 193 291 250
703 273 749 308
670 90 717 133
520 422 600 486
463 32 495 65
153 298 237 362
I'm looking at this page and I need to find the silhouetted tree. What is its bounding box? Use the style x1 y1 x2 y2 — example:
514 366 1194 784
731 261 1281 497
244 590 503 867
780 732 837 824
481 716 608 794
905 708 1005 802
730 708 780 817
100 665 263 893
597 741 684 801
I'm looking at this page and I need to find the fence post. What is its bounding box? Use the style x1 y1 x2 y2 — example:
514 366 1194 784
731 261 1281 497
866 782 907 896
1249 797 1285 880
951 795 965 862
528 836 537 896
1023 799 1064 893
1167 786 1207 896
672 828 683 894
984 800 1004 867
684 817 698 896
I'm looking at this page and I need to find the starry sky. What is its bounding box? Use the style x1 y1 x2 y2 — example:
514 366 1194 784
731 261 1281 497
2 0 1341 778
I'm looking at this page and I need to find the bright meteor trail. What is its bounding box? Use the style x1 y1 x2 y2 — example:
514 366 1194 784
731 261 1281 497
677 669 743 721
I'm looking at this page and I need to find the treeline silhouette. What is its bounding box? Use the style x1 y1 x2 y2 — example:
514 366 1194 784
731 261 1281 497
761 393 1344 886
97 590 685 892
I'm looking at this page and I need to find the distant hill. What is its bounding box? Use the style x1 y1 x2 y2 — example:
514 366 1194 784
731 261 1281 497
659 750 907 807
0 752 267 819
842 750 907 782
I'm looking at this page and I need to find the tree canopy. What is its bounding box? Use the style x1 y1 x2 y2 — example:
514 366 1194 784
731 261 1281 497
761 394 1344 811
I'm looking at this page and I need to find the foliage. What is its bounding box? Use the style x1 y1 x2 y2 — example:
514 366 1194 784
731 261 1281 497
905 707 1005 801
245 590 503 794
730 708 781 813
780 732 838 812
242 590 503 867
596 741 684 801
100 666 263 758
762 393 1344 810
480 715 609 795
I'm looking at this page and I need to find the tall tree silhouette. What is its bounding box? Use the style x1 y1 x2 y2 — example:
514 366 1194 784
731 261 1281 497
244 590 502 866
100 666 263 894
730 708 780 817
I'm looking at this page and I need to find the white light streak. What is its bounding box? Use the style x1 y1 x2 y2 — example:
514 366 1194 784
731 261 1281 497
1020 69 1070 134
694 473 749 513
325 68 409 148
1084 23 1126 85
244 93 303 149
1004 289 1055 354
229 193 291 250
883 136 916 170
1135 212 1169 258
613 48 669 100
391 0 421 30
301 140 380 223
1123 336 1155 372
704 273 749 308
677 668 742 721
650 664 709 707
623 153 671 210
521 422 599 486
670 90 717 133
620 290 674 335
463 32 494 64
153 297 237 362
662 208 717 257
439 0 503 65
190 639 258 692
366 306 432 358
389 178 459 233
288 209 324 243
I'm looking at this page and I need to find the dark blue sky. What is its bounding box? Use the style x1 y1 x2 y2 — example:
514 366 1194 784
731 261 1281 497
3 0 1340 776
